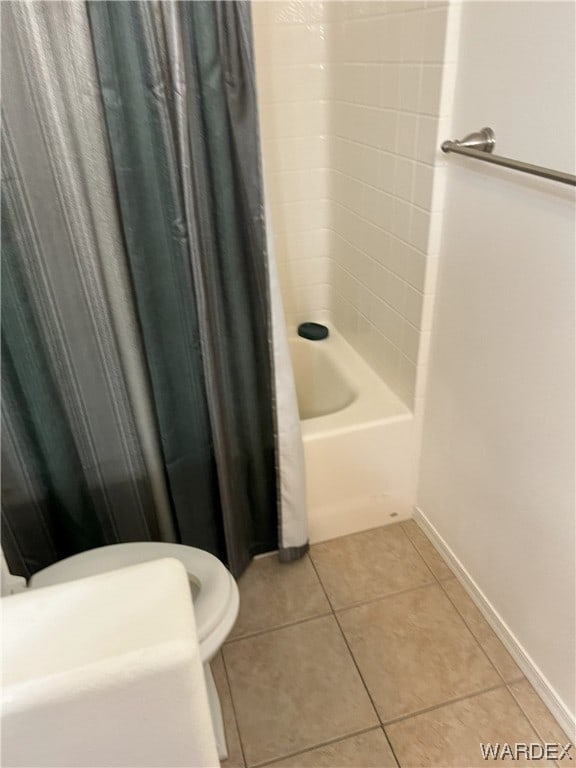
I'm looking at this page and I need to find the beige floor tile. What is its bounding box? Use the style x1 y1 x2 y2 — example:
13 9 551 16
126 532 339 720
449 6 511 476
265 728 398 767
224 615 378 766
211 652 245 768
401 520 454 580
310 525 434 609
442 578 523 683
338 584 501 722
229 554 330 640
386 687 556 767
508 678 572 745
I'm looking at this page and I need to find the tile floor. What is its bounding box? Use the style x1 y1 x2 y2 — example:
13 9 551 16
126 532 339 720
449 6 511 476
213 521 571 768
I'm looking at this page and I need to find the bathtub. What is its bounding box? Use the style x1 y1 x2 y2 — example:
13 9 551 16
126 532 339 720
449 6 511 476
290 329 418 543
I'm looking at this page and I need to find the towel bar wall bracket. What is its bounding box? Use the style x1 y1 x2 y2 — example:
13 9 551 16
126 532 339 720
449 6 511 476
441 127 576 187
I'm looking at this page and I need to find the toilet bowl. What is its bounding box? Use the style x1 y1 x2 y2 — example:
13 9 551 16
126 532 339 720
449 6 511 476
28 542 240 761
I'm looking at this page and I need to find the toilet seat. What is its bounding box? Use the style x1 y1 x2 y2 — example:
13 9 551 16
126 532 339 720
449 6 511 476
29 542 239 662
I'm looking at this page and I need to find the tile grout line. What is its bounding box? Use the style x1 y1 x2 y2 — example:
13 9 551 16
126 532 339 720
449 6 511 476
424 530 526 690
407 524 568 748
225 608 333 646
401 523 509 689
225 531 443 766
225 536 419 767
505 681 549 747
334 608 403 768
505 680 573 754
333 579 439 616
252 726 384 768
398 527 558 746
398 521 446 586
224 549 391 767
309 526 505 764
220 650 249 768
227 525 544 768
437 577 514 689
309 522 441 616
227 525 445 647
403 522 514 689
231 546 402 768
310 524 516 754
307 552 402 768
382 682 510 728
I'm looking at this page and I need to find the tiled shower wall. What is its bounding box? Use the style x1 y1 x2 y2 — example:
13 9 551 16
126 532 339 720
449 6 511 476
252 3 331 325
252 1 452 407
326 1 451 406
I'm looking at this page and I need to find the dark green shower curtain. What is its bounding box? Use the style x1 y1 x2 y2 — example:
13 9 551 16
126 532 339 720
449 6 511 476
1 0 281 578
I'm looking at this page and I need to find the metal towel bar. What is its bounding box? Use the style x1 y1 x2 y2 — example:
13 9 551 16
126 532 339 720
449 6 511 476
441 127 576 187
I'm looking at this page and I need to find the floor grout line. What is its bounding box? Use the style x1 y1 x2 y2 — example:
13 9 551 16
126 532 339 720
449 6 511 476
220 650 249 768
437 578 512 687
224 523 562 768
400 525 520 708
310 523 522 764
334 608 403 768
405 523 530 693
229 523 498 767
225 544 401 766
228 535 443 646
307 552 402 768
309 522 443 615
252 726 384 768
398 521 447 586
403 522 511 689
505 679 573 754
401 525 462 584
224 608 334 646
331 578 438 615
225 545 395 767
506 681 547 745
381 682 509 729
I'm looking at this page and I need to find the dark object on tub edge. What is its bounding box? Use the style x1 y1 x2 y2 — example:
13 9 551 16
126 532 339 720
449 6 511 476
297 322 329 341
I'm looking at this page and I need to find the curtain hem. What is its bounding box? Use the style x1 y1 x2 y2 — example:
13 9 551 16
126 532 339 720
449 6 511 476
278 541 309 564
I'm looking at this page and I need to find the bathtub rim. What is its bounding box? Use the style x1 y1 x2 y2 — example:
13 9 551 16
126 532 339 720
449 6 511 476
289 328 412 441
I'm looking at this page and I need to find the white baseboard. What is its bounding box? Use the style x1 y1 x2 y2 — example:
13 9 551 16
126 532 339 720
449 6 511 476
413 506 575 741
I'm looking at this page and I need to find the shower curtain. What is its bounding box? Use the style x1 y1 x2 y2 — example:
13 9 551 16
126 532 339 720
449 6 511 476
1 0 308 578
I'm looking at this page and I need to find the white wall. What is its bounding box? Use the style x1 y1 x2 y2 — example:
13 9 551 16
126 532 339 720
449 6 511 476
418 0 575 728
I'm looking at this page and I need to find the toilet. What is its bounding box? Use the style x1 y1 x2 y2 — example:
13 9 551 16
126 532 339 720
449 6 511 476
25 542 240 761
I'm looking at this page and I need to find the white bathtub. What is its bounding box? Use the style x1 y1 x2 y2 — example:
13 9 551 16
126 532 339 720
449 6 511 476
290 329 418 543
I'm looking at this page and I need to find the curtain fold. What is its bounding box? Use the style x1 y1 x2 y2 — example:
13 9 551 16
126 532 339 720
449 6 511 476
1 2 170 575
169 0 280 572
1 0 308 579
87 0 227 560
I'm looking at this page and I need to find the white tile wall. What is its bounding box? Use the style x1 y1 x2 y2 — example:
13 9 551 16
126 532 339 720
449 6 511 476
252 0 452 408
252 2 331 329
328 1 450 407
